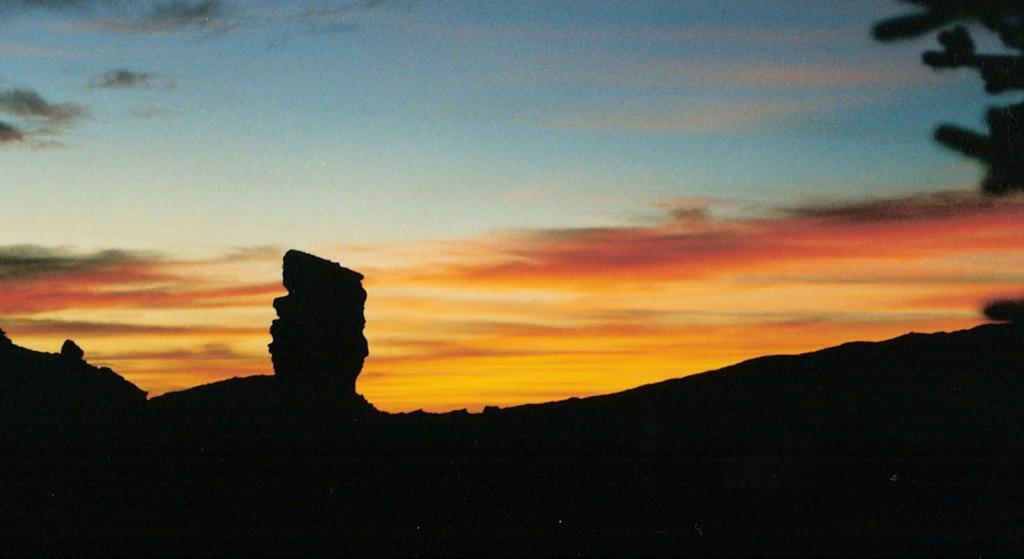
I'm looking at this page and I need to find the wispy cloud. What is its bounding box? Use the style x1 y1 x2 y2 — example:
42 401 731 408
213 244 284 262
7 0 90 9
0 88 88 146
0 245 151 280
130 105 169 119
0 0 88 14
90 68 173 89
500 55 936 92
2 317 263 337
0 121 25 144
0 42 82 58
0 88 87 125
539 98 845 133
406 19 863 47
682 63 931 89
0 245 283 314
0 273 281 314
92 342 246 362
298 0 412 32
501 53 929 133
69 0 408 38
86 0 235 35
401 191 1024 288
785 190 1015 222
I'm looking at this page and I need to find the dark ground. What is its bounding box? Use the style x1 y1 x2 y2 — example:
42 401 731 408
3 322 1024 556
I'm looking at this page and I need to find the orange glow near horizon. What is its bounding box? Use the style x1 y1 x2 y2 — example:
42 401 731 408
3 191 1023 412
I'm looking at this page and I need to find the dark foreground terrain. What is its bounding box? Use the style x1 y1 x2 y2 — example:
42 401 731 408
3 322 1023 557
2 252 1023 556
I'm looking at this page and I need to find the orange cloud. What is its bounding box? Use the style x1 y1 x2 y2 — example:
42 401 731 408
499 49 934 91
539 98 840 133
394 192 1024 289
0 263 281 314
1 317 264 337
688 63 933 88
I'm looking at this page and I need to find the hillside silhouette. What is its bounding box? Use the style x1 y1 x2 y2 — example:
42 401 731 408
2 250 1024 556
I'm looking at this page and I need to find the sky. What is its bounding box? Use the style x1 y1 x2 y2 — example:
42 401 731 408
1 0 1022 411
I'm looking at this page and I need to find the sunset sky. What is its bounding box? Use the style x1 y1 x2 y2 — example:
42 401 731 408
2 0 1022 411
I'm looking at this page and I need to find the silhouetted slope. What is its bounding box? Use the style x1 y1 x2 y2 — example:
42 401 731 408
492 322 1024 457
147 374 374 444
442 322 1024 555
0 331 145 441
147 375 282 436
0 333 148 557
4 313 1024 555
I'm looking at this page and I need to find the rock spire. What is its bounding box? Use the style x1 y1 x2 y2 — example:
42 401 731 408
268 250 369 399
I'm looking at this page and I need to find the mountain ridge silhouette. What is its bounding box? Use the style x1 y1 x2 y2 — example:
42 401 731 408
2 251 1023 556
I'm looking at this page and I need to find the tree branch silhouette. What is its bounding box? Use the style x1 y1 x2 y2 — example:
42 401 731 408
874 1 1024 194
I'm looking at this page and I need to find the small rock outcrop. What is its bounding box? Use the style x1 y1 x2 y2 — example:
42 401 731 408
61 339 84 361
269 250 369 401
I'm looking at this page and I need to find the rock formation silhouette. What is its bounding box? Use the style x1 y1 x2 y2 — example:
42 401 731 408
148 249 374 427
60 339 84 361
269 249 368 399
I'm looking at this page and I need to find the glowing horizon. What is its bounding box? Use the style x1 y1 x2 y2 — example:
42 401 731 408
3 190 1021 412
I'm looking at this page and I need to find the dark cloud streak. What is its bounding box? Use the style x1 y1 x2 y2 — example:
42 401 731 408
2 317 263 337
0 120 25 143
785 190 1024 222
983 298 1024 323
0 88 87 147
0 88 87 125
92 343 247 361
90 68 171 89
296 0 414 36
1 0 88 12
89 0 235 35
0 245 154 281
